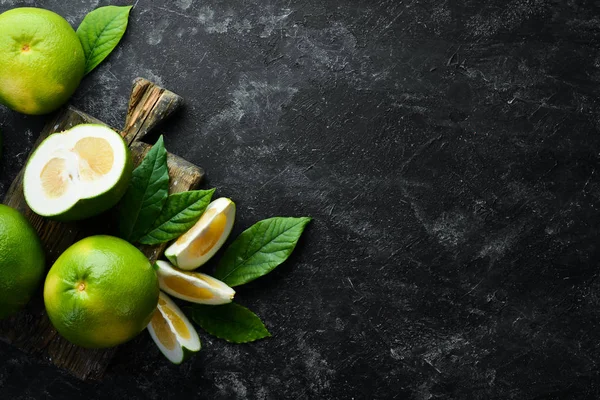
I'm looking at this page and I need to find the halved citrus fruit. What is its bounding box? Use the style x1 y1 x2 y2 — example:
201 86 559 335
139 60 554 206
165 198 235 270
147 291 201 364
155 260 235 305
24 124 132 221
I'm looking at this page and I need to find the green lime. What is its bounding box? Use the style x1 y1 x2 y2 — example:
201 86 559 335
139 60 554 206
44 235 159 348
0 7 85 115
0 205 45 319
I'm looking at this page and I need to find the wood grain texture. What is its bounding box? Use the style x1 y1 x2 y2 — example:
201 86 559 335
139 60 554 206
0 79 202 380
122 77 183 145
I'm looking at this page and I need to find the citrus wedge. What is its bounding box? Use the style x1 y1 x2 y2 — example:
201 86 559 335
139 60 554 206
165 198 236 270
155 260 235 305
147 292 201 364
23 124 132 221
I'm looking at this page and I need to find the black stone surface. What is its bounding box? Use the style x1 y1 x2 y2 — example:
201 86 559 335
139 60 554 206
1 0 600 398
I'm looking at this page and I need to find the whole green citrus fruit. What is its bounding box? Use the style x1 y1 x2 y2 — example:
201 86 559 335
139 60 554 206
0 7 85 115
44 235 159 348
0 205 45 319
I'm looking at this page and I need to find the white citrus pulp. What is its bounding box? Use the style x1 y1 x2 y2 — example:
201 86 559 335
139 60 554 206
165 198 236 270
23 124 130 220
155 260 235 305
147 292 201 364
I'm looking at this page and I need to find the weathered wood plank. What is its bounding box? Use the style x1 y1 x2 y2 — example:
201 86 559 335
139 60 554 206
0 79 201 380
122 77 183 145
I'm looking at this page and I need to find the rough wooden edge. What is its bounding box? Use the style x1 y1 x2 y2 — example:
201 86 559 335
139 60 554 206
122 77 183 144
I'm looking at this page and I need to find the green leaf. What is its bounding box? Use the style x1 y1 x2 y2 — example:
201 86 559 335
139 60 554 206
77 6 132 74
190 303 271 343
138 189 216 245
213 217 312 287
119 136 169 242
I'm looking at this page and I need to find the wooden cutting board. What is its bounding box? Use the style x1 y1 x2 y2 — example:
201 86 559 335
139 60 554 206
0 78 204 380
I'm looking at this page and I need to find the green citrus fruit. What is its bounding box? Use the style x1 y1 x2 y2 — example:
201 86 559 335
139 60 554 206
23 124 133 221
0 7 85 115
0 205 45 319
44 235 159 348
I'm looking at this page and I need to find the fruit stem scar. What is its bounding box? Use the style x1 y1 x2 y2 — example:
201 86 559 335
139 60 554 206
77 281 86 292
21 44 30 52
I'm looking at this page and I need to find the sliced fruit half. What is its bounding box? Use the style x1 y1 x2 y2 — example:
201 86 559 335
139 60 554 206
165 197 236 270
147 291 201 364
23 124 132 221
155 260 235 305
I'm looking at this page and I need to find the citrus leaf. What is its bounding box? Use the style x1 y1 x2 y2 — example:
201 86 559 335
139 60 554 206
213 217 312 287
138 189 216 245
77 6 132 75
189 303 271 343
119 136 169 242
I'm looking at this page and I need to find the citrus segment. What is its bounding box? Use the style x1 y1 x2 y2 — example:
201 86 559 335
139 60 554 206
162 275 214 300
165 198 236 270
40 157 70 198
158 297 192 340
151 308 177 350
188 212 227 258
74 137 114 180
147 292 201 364
24 124 132 221
155 260 235 305
175 208 218 245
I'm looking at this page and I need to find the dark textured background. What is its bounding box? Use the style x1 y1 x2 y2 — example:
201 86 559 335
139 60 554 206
1 0 600 399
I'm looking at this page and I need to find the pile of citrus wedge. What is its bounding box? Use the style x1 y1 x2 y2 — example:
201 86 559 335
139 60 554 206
147 198 236 363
